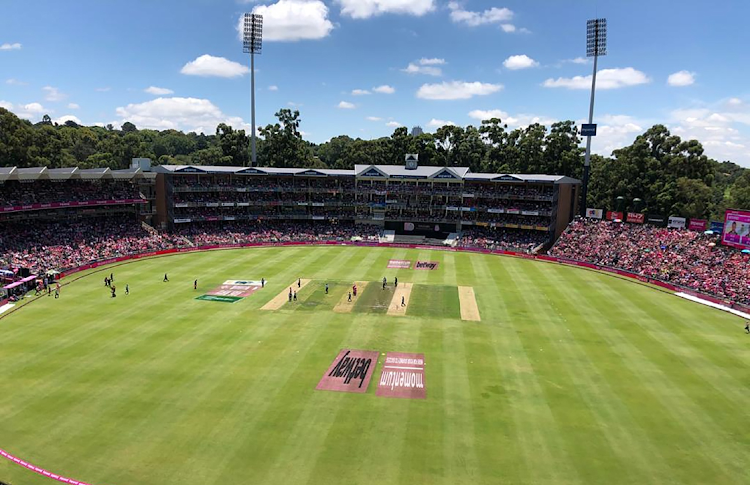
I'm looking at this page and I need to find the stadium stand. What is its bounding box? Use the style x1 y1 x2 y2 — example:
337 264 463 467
550 218 750 305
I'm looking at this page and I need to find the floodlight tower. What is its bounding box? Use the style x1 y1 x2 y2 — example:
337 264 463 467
243 13 263 167
580 18 606 217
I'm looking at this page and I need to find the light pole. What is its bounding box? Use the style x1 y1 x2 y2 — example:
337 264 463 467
243 13 263 167
580 18 607 216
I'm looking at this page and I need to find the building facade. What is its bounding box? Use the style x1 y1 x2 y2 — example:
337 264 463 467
153 162 580 243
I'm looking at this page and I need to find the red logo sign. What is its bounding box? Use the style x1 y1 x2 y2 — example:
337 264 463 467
607 211 624 221
626 212 644 224
316 349 379 393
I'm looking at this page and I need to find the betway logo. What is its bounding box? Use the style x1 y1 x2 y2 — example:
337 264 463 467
415 261 438 270
328 350 373 388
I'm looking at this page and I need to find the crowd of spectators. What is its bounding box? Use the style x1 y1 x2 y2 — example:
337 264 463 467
458 227 549 253
175 222 381 246
0 218 381 275
0 218 183 274
550 218 750 305
1 181 138 207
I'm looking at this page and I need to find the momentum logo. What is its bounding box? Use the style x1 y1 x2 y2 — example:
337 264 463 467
376 352 426 399
316 349 379 393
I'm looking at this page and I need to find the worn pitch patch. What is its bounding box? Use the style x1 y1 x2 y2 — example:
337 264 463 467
414 261 439 270
387 259 412 269
376 352 426 399
458 286 481 321
316 349 379 393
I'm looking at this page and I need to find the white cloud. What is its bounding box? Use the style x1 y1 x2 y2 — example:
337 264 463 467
427 118 455 128
468 109 556 129
42 86 67 102
386 121 403 127
372 84 395 94
181 55 249 78
366 116 382 121
96 87 111 92
0 43 21 51
67 103 80 110
419 58 445 65
22 102 45 114
402 63 442 76
667 70 696 87
337 101 356 109
667 103 750 165
448 2 515 29
417 81 502 100
503 54 538 70
4 101 50 121
569 57 590 64
543 67 651 90
352 89 371 96
238 0 334 42
6 78 27 86
115 97 249 134
268 85 279 91
145 86 174 95
55 115 82 125
337 0 434 19
728 98 743 106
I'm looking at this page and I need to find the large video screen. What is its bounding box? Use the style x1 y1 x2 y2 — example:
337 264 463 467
721 209 750 249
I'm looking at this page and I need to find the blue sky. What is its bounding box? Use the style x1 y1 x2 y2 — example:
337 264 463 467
1 0 749 165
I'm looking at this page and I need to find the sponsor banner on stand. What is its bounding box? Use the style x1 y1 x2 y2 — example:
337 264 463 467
316 349 379 393
646 214 666 226
668 216 687 229
607 211 624 221
586 208 603 219
487 208 505 214
722 209 750 249
387 259 412 269
376 352 426 399
415 261 439 270
626 212 644 224
1 198 146 214
710 221 724 234
688 219 708 231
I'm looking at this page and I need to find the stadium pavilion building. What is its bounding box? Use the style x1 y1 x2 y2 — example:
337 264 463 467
0 158 581 248
151 158 581 245
0 165 156 224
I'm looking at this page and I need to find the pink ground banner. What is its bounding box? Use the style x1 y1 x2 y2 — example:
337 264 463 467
376 352 426 399
414 261 439 270
206 284 261 298
387 259 412 269
316 349 379 393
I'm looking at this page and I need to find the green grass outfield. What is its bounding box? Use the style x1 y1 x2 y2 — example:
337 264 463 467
0 246 748 485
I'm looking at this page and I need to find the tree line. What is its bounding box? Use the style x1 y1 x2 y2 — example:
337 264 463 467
0 107 747 220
